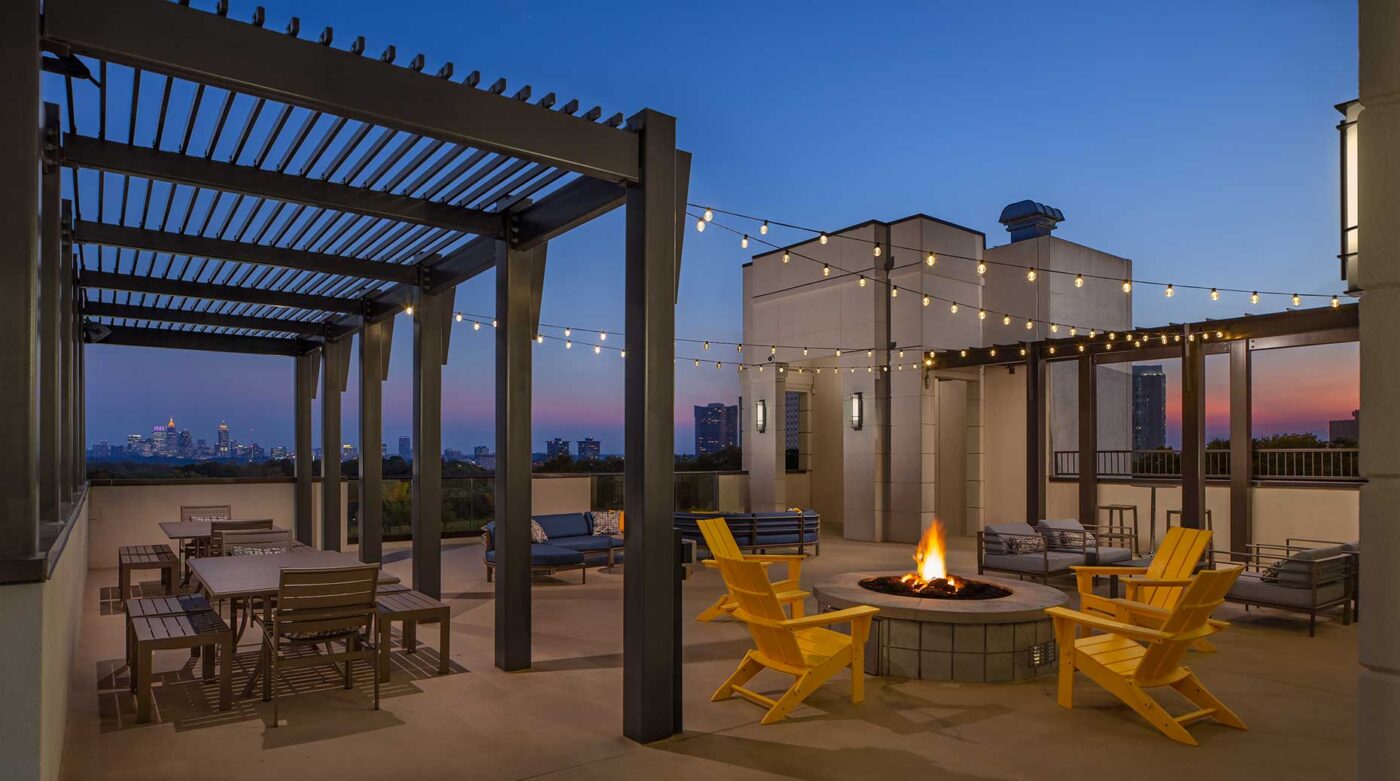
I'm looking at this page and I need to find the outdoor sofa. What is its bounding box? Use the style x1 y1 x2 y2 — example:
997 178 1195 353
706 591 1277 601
977 519 1135 583
675 510 821 557
481 512 623 584
1224 540 1356 636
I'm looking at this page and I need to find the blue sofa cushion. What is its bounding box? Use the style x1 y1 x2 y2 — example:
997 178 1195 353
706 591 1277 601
550 535 623 553
485 543 584 567
533 512 592 539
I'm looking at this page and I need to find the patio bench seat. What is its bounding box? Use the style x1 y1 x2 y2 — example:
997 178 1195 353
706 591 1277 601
130 608 233 723
376 589 451 682
1229 573 1348 608
485 543 585 567
982 551 1086 574
549 535 623 554
118 544 178 604
124 594 211 668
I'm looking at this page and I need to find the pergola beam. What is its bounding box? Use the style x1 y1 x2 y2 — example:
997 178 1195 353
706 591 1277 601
81 270 362 313
62 135 504 237
82 301 346 337
511 176 624 249
75 220 419 284
85 323 307 356
44 0 640 182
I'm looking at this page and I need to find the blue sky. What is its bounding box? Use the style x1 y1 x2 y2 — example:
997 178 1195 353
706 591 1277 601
83 0 1358 453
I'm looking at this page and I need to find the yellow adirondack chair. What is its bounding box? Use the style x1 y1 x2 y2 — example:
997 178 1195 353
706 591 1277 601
695 517 808 622
1047 565 1246 745
710 554 879 724
1071 527 1223 651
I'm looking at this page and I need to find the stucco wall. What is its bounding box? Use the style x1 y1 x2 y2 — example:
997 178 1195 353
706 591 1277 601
982 366 1028 525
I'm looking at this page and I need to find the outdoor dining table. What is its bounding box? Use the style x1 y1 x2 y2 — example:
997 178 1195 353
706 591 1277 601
159 519 270 572
188 548 392 697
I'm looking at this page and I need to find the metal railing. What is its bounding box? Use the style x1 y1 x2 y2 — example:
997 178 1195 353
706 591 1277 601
1052 448 1360 482
347 471 726 542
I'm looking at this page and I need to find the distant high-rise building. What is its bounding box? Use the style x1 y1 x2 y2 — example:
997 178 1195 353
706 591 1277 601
1330 410 1360 444
270 446 288 460
694 402 740 455
341 444 358 461
577 438 601 461
176 429 193 458
398 435 412 459
216 421 231 458
1132 365 1168 451
444 448 465 462
473 445 490 460
546 438 570 458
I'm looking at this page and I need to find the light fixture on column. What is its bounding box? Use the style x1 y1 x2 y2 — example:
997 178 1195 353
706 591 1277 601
1339 99 1362 291
754 399 768 434
849 392 864 431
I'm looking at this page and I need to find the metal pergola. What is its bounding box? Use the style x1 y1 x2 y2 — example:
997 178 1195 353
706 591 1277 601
3 0 690 741
929 303 1359 553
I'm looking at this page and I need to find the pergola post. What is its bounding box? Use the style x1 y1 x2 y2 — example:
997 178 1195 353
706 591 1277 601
495 239 546 671
1228 340 1252 556
293 350 318 546
1180 332 1206 528
622 108 681 743
1358 1 1400 775
1077 354 1097 526
61 201 77 499
38 103 62 525
320 337 350 550
412 291 450 599
1025 347 1047 523
357 318 391 563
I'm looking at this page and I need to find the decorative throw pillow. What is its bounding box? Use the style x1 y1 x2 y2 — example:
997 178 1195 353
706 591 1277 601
592 510 622 536
1056 530 1095 549
191 515 229 523
530 520 549 543
228 545 281 557
1260 559 1283 582
1006 535 1047 555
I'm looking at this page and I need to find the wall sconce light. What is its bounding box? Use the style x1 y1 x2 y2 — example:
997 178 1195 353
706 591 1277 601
1338 99 1362 292
849 392 864 431
754 399 768 434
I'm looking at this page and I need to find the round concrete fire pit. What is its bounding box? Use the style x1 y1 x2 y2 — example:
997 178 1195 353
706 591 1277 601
813 571 1068 683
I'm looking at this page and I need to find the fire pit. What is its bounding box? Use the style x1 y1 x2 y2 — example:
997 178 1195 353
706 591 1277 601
813 521 1067 683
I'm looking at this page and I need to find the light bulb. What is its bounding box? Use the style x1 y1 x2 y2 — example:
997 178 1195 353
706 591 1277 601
1020 348 1027 356
782 251 789 263
977 262 987 276
1027 268 1037 282
890 286 898 298
594 345 602 354
770 345 777 354
978 308 987 320
819 233 828 245
1089 330 1097 338
535 335 543 344
867 349 873 358
737 344 743 353
1250 291 1260 305
599 331 607 341
693 358 699 367
564 327 572 337
1291 293 1301 306
703 208 713 222
898 350 905 358
565 340 572 349
835 349 842 357
1109 332 1117 340
1216 330 1223 339
822 264 830 277
740 235 749 249
873 245 882 257
802 347 809 356
1025 319 1034 330
1210 288 1220 301
472 321 480 331
1078 344 1085 353
760 221 769 235
926 252 936 266
989 348 997 357
959 349 968 358
405 305 414 315
1003 314 1012 326
858 276 867 287
1049 346 1056 355
620 350 626 358
1121 279 1132 293
703 341 710 350
491 319 497 328
695 219 705 232
1050 323 1059 333
1165 284 1174 298
922 295 930 307
950 303 959 314
1331 295 1340 308
454 312 463 322
1070 327 1077 336
1075 274 1084 288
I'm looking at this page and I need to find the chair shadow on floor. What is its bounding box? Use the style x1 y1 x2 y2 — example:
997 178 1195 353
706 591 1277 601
95 632 467 738
660 732 1006 781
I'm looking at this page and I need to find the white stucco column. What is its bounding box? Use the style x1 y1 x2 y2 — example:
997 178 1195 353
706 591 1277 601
746 367 787 511
1358 1 1400 777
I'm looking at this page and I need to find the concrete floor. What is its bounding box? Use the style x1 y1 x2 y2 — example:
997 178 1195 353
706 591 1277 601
61 532 1357 780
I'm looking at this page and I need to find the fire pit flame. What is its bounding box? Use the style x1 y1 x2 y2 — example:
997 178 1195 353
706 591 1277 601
858 519 1012 600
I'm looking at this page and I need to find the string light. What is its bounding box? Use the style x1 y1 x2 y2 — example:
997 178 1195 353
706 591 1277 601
858 276 867 287
822 263 830 277
978 308 987 320
989 348 997 357
741 235 749 249
599 331 607 341
977 261 987 276
454 312 463 322
595 345 602 354
620 350 626 358
802 347 809 356
1250 291 1260 305
1003 314 1012 326
1078 344 1085 353
1026 268 1038 282
1165 284 1174 298
950 303 959 314
491 319 497 328
873 245 882 258
760 221 769 235
695 218 706 232
1292 293 1301 306
1210 288 1220 301
1332 295 1340 308
405 304 414 315
1050 323 1059 333
922 295 930 307
819 233 829 245
535 334 544 344
1121 279 1132 293
703 208 714 222
1048 346 1056 355
564 327 572 337
890 286 898 298
959 349 968 358
835 349 842 357
782 251 790 263
926 252 937 267
866 349 873 358
472 321 480 331
1070 327 1078 336
1025 319 1034 330
770 345 777 354
703 341 710 350
1075 274 1084 288
565 340 572 349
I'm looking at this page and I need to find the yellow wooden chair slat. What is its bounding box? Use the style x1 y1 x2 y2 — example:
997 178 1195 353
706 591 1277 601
1048 565 1246 745
709 553 878 724
695 517 808 622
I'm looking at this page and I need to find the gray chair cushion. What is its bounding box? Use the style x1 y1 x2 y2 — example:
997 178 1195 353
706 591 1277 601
983 551 1085 574
1087 547 1134 565
1266 546 1348 588
983 523 1041 555
1230 572 1347 608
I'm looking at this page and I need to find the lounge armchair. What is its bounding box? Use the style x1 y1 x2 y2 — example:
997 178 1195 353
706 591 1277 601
978 522 1085 583
710 553 878 724
676 510 821 556
694 517 807 622
1047 566 1246 745
1226 542 1353 636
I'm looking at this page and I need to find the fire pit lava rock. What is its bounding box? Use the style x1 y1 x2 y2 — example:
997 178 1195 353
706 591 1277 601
813 571 1067 683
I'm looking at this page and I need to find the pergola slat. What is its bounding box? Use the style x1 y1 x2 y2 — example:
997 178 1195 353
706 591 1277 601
75 220 419 284
43 0 640 182
82 301 341 337
63 135 504 237
81 270 362 313
86 324 307 355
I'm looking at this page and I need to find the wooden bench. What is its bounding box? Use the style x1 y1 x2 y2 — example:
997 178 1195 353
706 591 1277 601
118 544 178 604
375 590 450 682
130 609 234 723
125 594 212 669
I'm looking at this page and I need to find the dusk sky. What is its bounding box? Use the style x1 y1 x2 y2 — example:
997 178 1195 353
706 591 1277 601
83 0 1358 454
